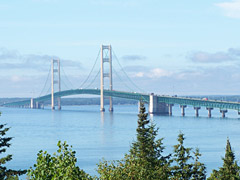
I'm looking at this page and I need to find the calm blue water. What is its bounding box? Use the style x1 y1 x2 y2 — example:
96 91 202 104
1 104 240 178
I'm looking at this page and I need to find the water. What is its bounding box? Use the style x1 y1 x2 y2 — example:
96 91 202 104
1 105 240 179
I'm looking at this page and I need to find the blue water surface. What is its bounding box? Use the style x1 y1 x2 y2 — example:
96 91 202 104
1 104 240 179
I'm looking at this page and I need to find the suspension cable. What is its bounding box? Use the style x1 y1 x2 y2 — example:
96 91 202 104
112 49 146 93
60 64 75 89
46 85 51 95
38 65 51 97
112 67 135 92
85 68 100 89
78 49 101 88
61 78 71 90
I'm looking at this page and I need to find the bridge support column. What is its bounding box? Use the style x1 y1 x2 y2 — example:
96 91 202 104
51 59 55 110
100 46 105 112
180 105 187 116
149 93 168 115
220 110 227 118
58 97 61 110
39 103 44 109
30 98 36 109
100 45 113 112
109 97 113 112
35 102 39 109
168 104 174 116
207 107 213 118
51 59 61 110
194 107 201 117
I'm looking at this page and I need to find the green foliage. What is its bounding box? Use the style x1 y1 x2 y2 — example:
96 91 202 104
97 102 171 180
0 112 26 180
170 133 206 180
97 103 208 179
208 138 240 180
192 148 206 180
28 141 93 180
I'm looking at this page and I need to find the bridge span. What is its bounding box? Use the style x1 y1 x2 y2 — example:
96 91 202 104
3 45 240 118
3 88 240 118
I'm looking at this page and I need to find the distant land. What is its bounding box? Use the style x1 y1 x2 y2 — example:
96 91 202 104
0 95 240 106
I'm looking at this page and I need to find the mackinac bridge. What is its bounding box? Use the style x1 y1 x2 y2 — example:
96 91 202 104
3 45 240 118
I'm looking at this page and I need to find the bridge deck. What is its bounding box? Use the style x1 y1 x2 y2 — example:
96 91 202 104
3 89 240 111
158 96 240 111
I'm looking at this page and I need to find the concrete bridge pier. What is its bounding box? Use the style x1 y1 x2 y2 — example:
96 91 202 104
194 107 201 117
100 96 105 112
30 98 36 109
207 107 213 118
109 97 113 112
58 98 61 110
180 105 187 116
149 93 168 115
35 102 40 109
168 104 174 116
31 99 43 109
220 110 227 118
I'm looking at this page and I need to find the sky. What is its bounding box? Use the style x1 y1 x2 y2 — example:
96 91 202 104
1 0 240 97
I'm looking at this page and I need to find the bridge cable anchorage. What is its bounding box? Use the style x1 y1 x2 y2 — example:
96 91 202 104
78 49 101 89
38 65 52 97
60 64 76 89
112 49 146 93
85 68 100 89
112 67 135 92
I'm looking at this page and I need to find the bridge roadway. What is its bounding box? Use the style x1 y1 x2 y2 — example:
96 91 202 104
3 89 240 113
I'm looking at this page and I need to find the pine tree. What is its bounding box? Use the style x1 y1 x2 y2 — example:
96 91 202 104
192 148 206 180
208 138 240 180
0 112 26 179
129 101 171 179
98 102 171 180
170 133 206 180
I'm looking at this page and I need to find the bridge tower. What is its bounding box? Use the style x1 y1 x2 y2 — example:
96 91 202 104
100 45 113 112
51 59 61 110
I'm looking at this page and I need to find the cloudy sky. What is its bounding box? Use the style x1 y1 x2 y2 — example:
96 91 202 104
1 0 240 97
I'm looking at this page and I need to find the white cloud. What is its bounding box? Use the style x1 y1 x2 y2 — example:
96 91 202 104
176 71 206 80
135 72 144 77
131 67 172 78
216 0 240 18
0 48 82 71
128 66 173 79
11 76 23 82
189 51 233 63
149 68 172 78
188 48 240 63
121 55 146 61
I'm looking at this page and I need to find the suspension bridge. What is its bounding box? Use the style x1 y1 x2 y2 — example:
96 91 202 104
3 45 240 118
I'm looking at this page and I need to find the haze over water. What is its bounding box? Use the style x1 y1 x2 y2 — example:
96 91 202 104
1 104 240 178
